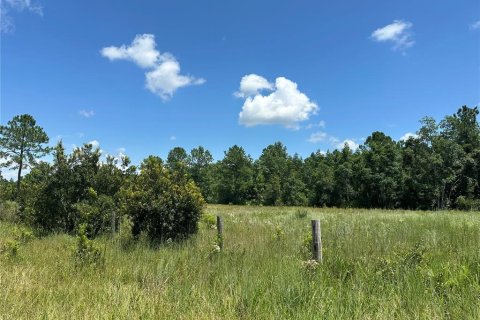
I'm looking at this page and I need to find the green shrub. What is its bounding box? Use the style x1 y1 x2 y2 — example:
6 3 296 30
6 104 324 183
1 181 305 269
301 233 313 259
118 215 135 250
200 213 217 229
12 226 35 244
73 224 105 268
121 156 205 244
2 239 20 258
455 196 480 211
73 194 115 238
0 200 19 222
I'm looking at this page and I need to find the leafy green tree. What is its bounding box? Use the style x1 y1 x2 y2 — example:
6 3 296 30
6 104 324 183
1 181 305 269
332 144 355 207
440 106 480 204
0 114 50 198
282 153 308 206
167 147 188 170
356 132 402 208
257 142 289 205
0 174 15 201
33 142 102 233
188 146 214 202
95 154 134 198
303 151 334 207
121 155 204 243
216 145 254 205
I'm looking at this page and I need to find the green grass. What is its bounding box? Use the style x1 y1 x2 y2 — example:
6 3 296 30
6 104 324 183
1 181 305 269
1 205 479 319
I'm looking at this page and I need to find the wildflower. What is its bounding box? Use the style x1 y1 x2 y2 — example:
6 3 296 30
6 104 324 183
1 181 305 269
212 244 221 253
302 259 319 271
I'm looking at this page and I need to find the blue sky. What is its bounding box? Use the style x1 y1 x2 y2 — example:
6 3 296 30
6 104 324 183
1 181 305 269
1 0 479 177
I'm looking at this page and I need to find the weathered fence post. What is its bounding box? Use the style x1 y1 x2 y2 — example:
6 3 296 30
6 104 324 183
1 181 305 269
311 219 322 262
217 216 223 251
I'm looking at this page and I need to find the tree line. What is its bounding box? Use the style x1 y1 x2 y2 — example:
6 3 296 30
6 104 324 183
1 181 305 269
157 105 480 210
0 106 479 236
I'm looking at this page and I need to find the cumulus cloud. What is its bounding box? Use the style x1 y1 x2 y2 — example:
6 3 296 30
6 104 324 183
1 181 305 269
470 20 480 30
1 0 43 33
236 75 318 128
101 34 205 100
234 74 274 98
79 109 95 118
170 136 177 141
400 132 418 141
371 20 414 52
337 139 359 151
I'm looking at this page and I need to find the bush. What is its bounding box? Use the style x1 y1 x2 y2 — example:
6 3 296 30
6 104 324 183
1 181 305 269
121 156 205 244
455 196 480 211
73 194 115 238
118 215 135 250
200 213 217 229
73 224 105 268
0 200 19 222
12 226 35 243
2 239 20 258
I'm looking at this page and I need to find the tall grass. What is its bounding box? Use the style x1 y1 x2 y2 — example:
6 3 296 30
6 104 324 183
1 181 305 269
1 205 479 319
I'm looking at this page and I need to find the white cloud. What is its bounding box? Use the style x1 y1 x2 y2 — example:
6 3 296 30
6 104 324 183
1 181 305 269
400 132 418 141
234 74 274 98
1 0 43 33
371 20 414 52
308 133 359 151
237 75 318 128
306 120 326 130
116 147 126 154
308 131 328 143
170 136 176 141
79 109 95 118
101 34 160 68
470 20 480 30
101 34 205 100
145 59 205 100
336 139 359 151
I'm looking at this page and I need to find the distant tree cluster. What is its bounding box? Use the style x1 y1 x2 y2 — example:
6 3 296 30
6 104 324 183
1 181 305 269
174 105 479 211
0 106 479 239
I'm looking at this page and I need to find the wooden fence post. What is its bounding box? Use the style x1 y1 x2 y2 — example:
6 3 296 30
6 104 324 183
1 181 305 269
311 219 322 262
217 216 223 250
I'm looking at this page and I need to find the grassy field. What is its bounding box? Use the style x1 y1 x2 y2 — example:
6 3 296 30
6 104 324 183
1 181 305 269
1 205 479 319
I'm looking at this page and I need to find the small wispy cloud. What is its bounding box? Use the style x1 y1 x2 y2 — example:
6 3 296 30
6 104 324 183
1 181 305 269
306 120 326 130
308 132 360 151
79 109 95 118
170 136 176 141
371 20 414 52
308 131 328 143
470 20 480 30
1 0 43 34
